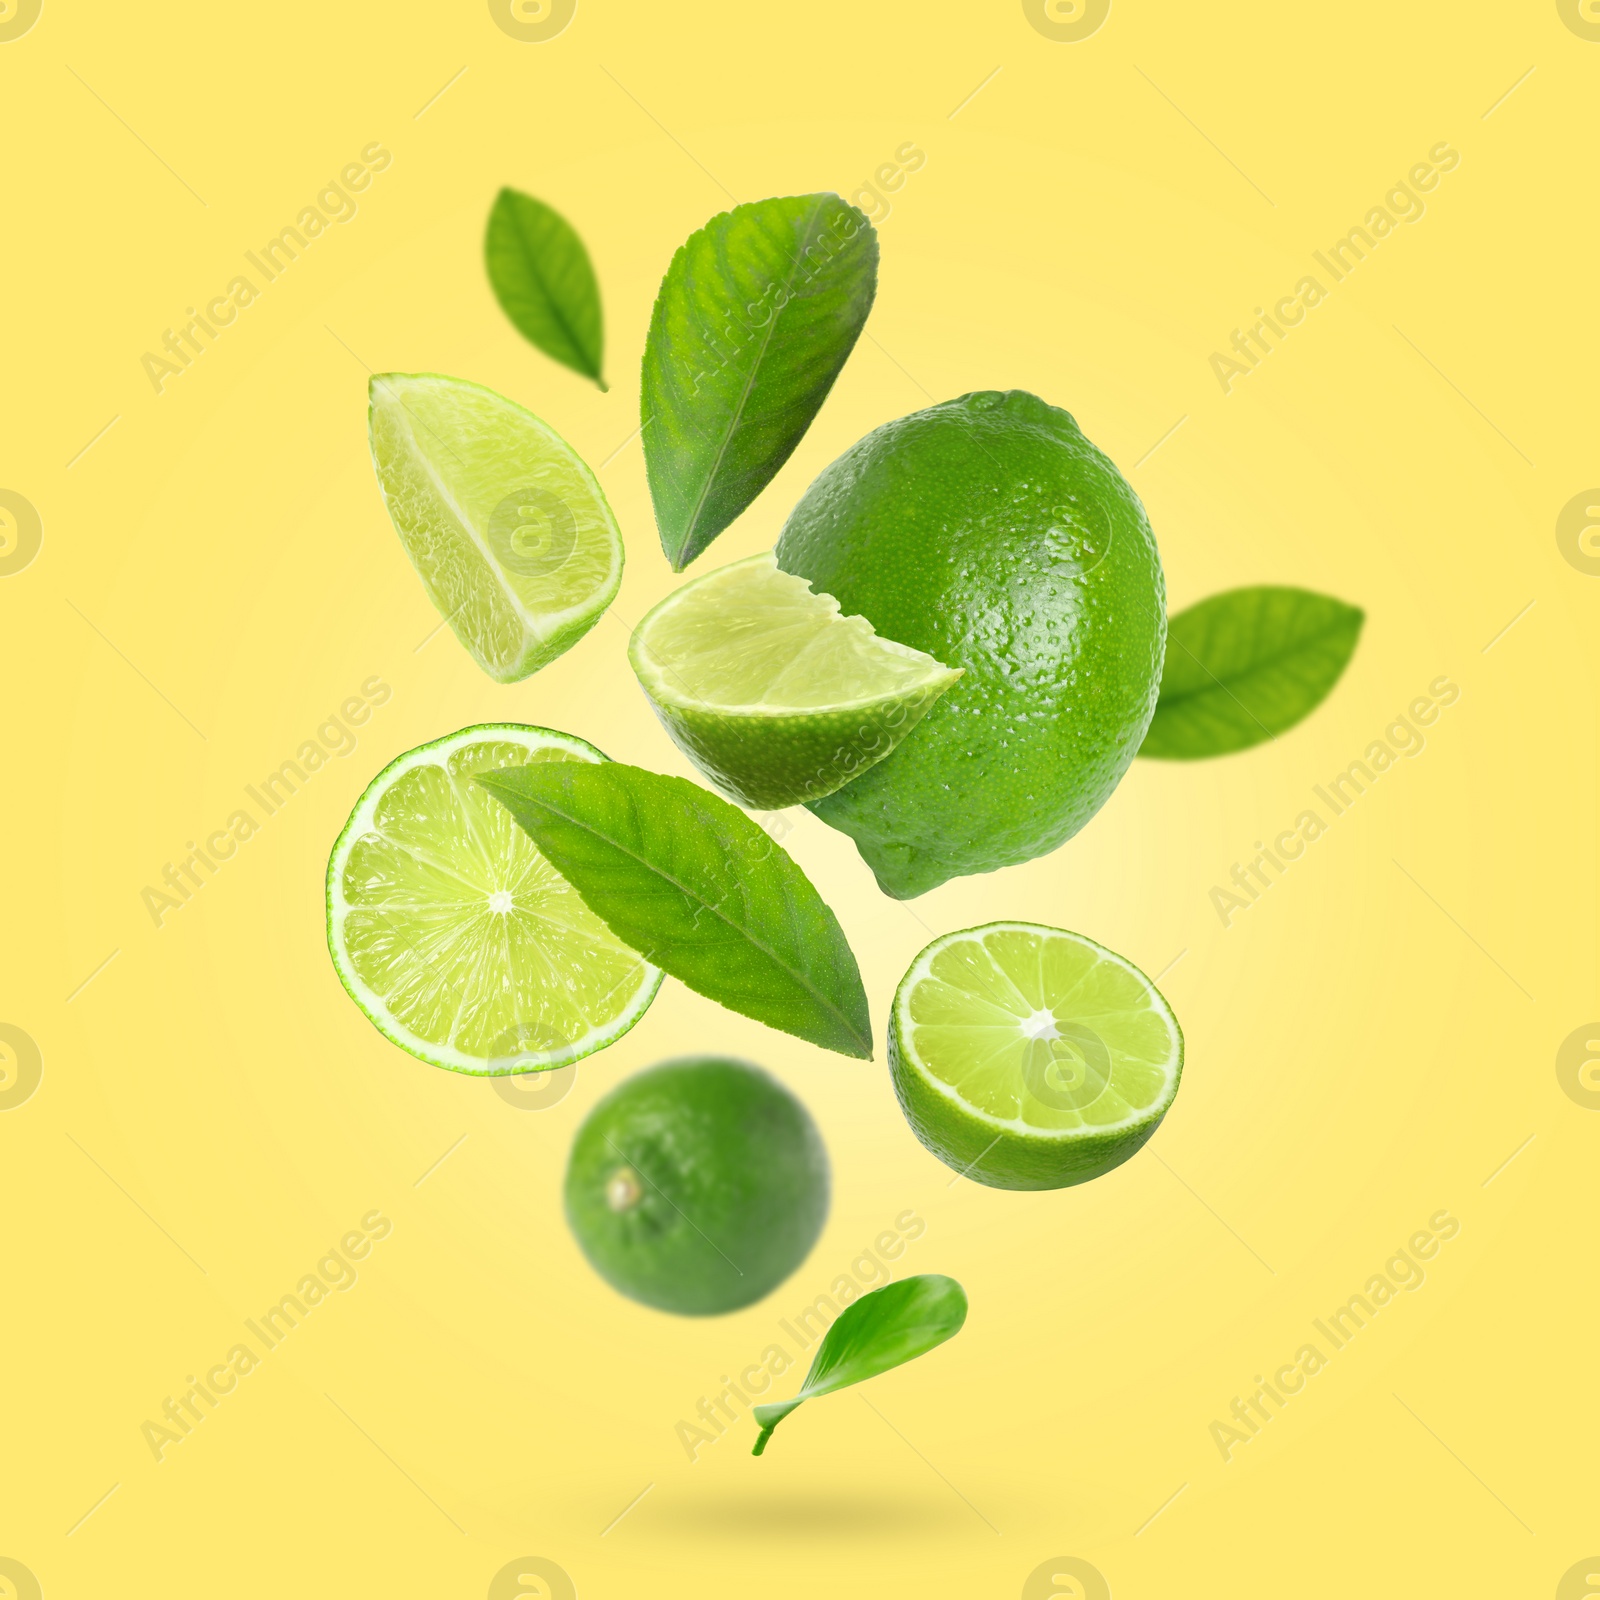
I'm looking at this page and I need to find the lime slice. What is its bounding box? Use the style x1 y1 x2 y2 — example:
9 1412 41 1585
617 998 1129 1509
368 373 623 682
628 552 961 809
326 724 661 1075
888 921 1182 1190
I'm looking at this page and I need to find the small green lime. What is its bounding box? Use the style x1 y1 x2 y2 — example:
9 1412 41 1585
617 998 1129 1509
776 390 1166 898
565 1057 829 1315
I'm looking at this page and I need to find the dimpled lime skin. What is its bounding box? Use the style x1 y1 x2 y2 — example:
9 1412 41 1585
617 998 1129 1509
645 690 943 811
776 391 1166 898
564 1057 830 1316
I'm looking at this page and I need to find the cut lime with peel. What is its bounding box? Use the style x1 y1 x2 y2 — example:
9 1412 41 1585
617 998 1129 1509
888 922 1182 1190
327 724 661 1075
629 552 961 809
368 373 623 682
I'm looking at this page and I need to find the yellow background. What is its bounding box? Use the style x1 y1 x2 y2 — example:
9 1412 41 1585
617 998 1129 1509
3 1 1596 1594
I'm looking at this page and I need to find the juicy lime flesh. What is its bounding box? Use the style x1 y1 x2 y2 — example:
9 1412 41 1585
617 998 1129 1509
565 1057 830 1315
776 389 1166 898
902 924 1179 1134
634 553 956 713
368 374 622 682
630 552 962 809
331 729 659 1072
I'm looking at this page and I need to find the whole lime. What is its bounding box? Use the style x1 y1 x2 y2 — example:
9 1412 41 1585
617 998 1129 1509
564 1057 829 1315
776 391 1166 898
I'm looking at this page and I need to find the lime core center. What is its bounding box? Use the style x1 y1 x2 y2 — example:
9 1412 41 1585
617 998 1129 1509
1021 1008 1060 1042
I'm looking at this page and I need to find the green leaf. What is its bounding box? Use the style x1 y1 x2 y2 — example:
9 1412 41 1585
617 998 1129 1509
476 760 872 1059
642 193 878 570
1140 586 1364 760
485 188 606 389
751 1274 967 1455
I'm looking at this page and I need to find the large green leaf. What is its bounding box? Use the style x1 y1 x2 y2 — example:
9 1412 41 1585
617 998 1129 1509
1140 586 1364 759
642 193 878 570
484 188 606 389
752 1275 967 1455
476 761 872 1058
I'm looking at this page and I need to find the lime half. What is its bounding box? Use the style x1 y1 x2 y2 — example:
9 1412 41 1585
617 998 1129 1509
368 373 623 682
327 724 661 1074
888 922 1182 1190
629 552 961 809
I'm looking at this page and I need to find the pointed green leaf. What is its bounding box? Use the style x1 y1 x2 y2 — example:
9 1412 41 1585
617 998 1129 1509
752 1275 967 1454
1140 586 1364 760
642 193 878 570
476 760 872 1058
485 188 606 389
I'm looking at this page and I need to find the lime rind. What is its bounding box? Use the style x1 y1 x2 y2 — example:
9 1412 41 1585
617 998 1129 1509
564 1056 830 1315
368 373 624 683
326 723 662 1075
888 921 1182 1191
629 552 962 809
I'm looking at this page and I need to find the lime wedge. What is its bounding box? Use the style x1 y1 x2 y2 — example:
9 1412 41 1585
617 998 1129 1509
326 724 661 1074
888 921 1182 1190
628 552 961 809
368 373 623 682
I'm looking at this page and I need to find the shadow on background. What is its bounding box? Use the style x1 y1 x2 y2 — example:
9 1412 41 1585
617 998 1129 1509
629 1485 963 1543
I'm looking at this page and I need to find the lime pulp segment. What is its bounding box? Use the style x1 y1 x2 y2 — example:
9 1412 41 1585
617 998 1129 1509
326 724 661 1074
889 922 1182 1190
629 552 961 809
368 373 623 682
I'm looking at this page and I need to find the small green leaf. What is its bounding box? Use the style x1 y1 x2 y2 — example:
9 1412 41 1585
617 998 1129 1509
642 193 878 570
476 761 872 1059
752 1274 967 1455
1140 586 1364 760
485 188 606 389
